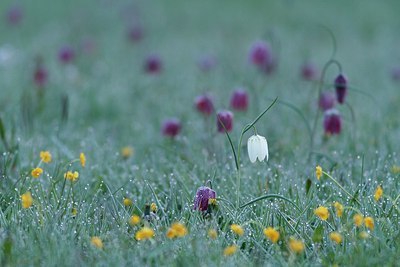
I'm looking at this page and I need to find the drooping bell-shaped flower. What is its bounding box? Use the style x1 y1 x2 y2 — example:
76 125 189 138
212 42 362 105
34 63 48 87
318 91 336 111
248 41 272 67
247 134 269 163
216 110 233 133
334 74 347 104
323 109 341 135
230 89 248 111
195 94 214 115
144 54 162 74
58 45 75 64
6 5 23 26
193 186 216 211
161 118 181 138
300 61 318 81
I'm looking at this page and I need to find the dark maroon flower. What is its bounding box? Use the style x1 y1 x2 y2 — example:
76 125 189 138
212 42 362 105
334 74 347 104
197 55 217 72
217 110 233 133
249 41 271 67
318 91 336 111
144 54 162 74
193 186 216 211
34 64 48 87
162 118 181 138
58 45 75 64
323 109 341 135
195 94 214 115
6 6 23 26
301 61 318 81
127 24 143 42
230 89 249 111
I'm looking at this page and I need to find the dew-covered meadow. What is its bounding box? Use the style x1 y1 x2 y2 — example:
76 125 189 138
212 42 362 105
1 0 400 266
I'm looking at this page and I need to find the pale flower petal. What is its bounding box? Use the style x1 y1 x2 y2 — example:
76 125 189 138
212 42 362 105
247 136 258 163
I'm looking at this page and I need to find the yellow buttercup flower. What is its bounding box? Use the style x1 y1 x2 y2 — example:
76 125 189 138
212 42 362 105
135 227 155 240
21 192 33 209
391 165 400 174
353 213 364 227
123 197 133 207
364 217 374 230
40 151 52 163
166 222 188 239
359 231 369 239
121 146 134 159
72 208 78 216
208 229 218 239
263 227 280 243
374 185 383 202
314 206 330 220
329 232 343 244
91 236 103 249
316 165 322 180
129 215 141 225
80 152 86 168
230 224 244 236
64 171 79 182
289 238 305 254
150 202 157 212
333 202 343 217
31 167 43 178
223 245 238 256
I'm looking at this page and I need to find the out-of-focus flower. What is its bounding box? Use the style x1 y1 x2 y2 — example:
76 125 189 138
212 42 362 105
301 61 318 81
230 89 249 111
263 227 279 243
364 217 374 230
197 54 217 72
6 5 23 26
127 24 144 42
40 151 52 163
353 213 364 227
34 63 48 87
58 45 75 64
329 232 343 244
72 207 78 216
166 222 188 239
314 206 330 220
135 227 155 240
391 165 400 174
80 152 86 167
230 224 244 236
121 146 134 159
315 165 322 180
318 91 336 111
334 74 348 104
123 197 133 207
194 94 214 115
374 185 383 201
193 186 216 211
249 40 271 67
208 229 218 239
144 54 162 74
129 215 141 225
150 202 157 212
289 238 304 254
31 167 43 178
91 236 103 249
247 134 268 163
323 109 342 135
333 201 343 217
223 245 238 256
161 118 181 138
64 171 79 182
359 231 369 239
21 192 33 208
216 110 233 133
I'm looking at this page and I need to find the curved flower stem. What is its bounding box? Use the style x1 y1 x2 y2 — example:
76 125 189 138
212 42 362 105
322 171 361 205
240 194 300 211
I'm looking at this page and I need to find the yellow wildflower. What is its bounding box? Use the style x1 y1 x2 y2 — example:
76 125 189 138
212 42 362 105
329 232 343 244
150 202 157 212
135 227 155 240
31 167 43 178
223 245 238 256
316 165 322 180
364 217 374 231
289 238 305 254
333 202 343 217
166 222 188 239
64 171 79 182
72 208 78 216
40 151 52 163
374 185 383 202
121 146 134 159
208 229 218 239
359 231 369 239
129 215 141 226
123 197 133 207
391 165 400 174
263 227 280 243
21 192 33 209
80 152 86 168
314 206 330 220
91 236 103 249
230 224 244 236
353 213 364 227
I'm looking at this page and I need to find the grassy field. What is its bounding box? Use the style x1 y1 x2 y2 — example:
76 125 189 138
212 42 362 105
1 0 400 266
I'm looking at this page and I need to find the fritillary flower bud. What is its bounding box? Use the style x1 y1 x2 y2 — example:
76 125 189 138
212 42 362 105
248 40 271 67
161 118 181 138
6 5 23 26
34 63 48 87
193 186 216 211
230 89 249 111
318 91 336 111
301 61 318 81
144 54 162 74
58 45 75 64
323 109 342 135
334 74 348 104
247 134 269 163
194 94 214 115
216 110 233 133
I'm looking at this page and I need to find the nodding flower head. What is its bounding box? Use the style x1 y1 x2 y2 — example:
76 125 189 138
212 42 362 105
195 94 214 115
247 134 269 163
144 54 162 74
193 185 216 211
216 110 233 133
58 45 75 64
323 109 342 135
334 74 347 104
318 91 336 111
6 5 23 26
197 54 217 72
230 88 249 111
127 24 144 42
301 61 318 81
249 41 272 67
161 118 181 138
34 63 48 87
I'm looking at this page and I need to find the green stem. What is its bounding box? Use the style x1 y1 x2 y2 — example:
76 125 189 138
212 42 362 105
240 194 300 211
323 171 361 205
